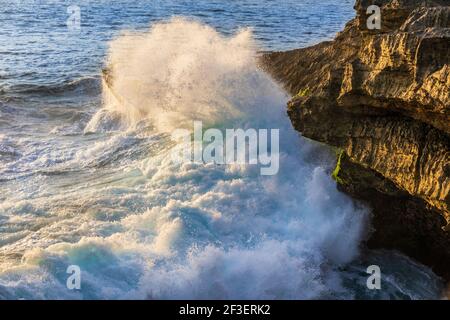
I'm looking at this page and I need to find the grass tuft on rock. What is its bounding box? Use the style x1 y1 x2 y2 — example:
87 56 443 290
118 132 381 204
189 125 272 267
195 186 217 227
294 87 310 99
332 150 346 185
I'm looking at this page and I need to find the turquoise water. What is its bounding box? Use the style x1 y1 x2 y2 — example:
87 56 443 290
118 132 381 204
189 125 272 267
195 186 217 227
0 0 444 299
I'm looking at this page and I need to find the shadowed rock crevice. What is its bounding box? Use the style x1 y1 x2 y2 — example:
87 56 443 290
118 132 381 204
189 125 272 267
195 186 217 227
262 0 450 279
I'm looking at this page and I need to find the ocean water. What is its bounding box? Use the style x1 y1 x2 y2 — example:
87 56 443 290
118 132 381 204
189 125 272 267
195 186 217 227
0 0 445 299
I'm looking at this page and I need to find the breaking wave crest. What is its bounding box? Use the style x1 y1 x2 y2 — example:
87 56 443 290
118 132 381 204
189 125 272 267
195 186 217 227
97 17 286 132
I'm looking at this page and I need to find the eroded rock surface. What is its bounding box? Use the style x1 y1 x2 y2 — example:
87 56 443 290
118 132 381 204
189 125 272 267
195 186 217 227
262 0 450 279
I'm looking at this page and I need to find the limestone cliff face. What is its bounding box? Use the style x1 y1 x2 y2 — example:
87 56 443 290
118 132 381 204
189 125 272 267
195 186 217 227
262 0 450 279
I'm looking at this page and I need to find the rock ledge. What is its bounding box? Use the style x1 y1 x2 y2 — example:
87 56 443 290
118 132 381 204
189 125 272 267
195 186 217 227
262 0 450 279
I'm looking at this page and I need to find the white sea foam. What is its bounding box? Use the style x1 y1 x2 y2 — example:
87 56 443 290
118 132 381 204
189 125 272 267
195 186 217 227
97 17 286 132
0 19 443 300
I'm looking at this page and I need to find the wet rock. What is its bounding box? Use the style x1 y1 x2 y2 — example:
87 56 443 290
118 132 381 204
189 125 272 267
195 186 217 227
262 0 450 279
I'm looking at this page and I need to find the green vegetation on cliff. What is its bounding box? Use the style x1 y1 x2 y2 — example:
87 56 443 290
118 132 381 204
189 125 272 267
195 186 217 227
331 150 346 185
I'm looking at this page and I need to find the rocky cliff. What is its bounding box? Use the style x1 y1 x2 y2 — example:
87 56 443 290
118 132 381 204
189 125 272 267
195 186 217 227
262 0 450 279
